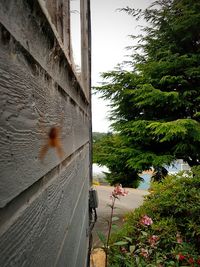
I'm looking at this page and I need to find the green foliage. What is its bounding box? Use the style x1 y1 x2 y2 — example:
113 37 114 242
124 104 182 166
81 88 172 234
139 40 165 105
93 132 107 143
93 0 200 184
97 231 107 247
108 168 200 266
93 133 143 187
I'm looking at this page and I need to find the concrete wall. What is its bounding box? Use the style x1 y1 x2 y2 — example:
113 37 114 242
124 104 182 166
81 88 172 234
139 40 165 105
0 0 91 266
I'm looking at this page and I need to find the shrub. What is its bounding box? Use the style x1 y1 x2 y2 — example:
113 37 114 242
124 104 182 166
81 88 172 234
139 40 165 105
108 167 200 266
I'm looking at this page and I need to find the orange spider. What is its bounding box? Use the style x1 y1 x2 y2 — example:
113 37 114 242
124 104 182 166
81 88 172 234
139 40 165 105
39 126 64 161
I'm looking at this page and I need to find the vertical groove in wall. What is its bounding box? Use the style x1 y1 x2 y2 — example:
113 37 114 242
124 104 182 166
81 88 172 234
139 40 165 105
54 172 89 266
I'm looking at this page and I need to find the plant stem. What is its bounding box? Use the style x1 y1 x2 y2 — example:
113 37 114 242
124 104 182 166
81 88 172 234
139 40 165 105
105 197 116 267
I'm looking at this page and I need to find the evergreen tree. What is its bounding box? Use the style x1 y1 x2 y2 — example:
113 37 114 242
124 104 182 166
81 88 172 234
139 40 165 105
94 0 200 184
93 133 143 187
93 132 107 143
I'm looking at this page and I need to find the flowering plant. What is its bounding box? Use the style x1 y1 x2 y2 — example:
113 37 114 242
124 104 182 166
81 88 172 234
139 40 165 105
107 170 200 266
111 184 128 198
148 235 159 247
97 184 128 267
140 215 153 226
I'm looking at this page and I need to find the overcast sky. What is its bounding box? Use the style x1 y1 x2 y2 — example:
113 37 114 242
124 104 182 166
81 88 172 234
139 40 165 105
91 0 153 132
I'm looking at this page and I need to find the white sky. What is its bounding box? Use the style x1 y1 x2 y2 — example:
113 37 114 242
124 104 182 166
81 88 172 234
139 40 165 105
91 0 153 132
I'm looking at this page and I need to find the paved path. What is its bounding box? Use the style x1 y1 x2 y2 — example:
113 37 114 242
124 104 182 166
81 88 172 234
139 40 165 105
92 185 149 247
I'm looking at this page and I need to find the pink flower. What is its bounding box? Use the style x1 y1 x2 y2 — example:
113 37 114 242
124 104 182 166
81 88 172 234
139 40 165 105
178 253 185 261
177 237 183 243
111 184 128 198
140 248 149 258
188 258 195 264
140 215 153 226
148 235 159 247
120 247 127 253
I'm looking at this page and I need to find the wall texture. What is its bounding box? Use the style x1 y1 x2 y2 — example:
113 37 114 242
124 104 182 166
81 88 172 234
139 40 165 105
0 0 91 266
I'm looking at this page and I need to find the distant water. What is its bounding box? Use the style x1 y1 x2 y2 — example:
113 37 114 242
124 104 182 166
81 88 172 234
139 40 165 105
93 160 190 190
138 173 151 190
137 160 190 190
93 164 151 190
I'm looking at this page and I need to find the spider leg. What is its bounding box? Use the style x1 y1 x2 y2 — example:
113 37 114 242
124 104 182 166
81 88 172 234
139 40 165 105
39 143 49 161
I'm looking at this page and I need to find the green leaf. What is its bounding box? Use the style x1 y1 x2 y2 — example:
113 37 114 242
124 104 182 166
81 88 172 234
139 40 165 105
111 224 119 230
97 231 106 245
112 216 120 222
129 245 136 253
141 231 148 236
124 236 132 243
112 241 128 246
115 255 126 260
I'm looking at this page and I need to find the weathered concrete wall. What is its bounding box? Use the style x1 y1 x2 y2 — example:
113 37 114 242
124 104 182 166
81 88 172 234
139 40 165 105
0 0 91 266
